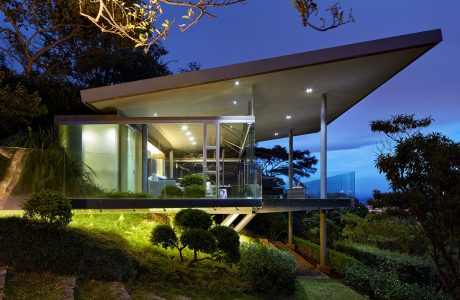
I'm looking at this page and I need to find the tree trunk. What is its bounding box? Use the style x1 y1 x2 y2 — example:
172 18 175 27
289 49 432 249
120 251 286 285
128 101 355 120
0 148 27 208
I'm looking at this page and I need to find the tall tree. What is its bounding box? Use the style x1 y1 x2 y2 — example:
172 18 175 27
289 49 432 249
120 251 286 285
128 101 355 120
370 114 460 298
256 145 317 185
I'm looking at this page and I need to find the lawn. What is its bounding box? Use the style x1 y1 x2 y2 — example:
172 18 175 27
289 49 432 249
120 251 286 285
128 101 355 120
4 271 68 300
295 278 367 300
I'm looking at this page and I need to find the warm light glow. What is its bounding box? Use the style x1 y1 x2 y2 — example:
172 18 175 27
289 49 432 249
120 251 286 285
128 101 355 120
286 115 292 119
233 100 238 105
153 112 158 117
189 137 195 141
186 131 192 136
181 125 188 131
274 132 279 136
147 142 162 155
234 80 240 86
192 141 197 145
305 87 314 94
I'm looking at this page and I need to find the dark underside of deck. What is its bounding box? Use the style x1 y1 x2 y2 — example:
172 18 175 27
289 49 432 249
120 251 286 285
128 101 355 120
70 198 354 214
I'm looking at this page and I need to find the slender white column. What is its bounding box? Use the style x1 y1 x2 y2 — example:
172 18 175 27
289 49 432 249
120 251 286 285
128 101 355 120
319 94 328 271
288 128 294 245
169 150 174 179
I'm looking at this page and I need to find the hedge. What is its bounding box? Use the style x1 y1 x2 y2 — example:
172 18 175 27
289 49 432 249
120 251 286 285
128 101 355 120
293 237 361 276
345 264 447 300
0 217 136 281
334 240 440 288
239 243 296 295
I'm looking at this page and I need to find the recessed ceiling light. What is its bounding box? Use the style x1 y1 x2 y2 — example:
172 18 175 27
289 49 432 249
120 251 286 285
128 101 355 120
286 115 292 120
305 87 314 94
153 112 158 117
234 80 240 86
186 131 192 136
192 141 197 145
189 137 194 141
181 125 188 131
274 132 279 136
233 100 238 105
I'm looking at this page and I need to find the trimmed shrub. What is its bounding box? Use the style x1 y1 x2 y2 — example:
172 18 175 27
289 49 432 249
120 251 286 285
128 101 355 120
210 225 240 263
345 264 447 300
183 184 205 198
97 191 150 198
160 185 183 198
179 174 204 187
0 217 136 281
239 243 296 295
151 224 178 249
293 237 361 276
181 229 217 261
22 189 72 226
174 209 212 231
335 240 439 287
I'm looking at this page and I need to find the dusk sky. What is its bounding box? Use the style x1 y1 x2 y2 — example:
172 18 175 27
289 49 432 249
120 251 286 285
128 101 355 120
163 0 460 201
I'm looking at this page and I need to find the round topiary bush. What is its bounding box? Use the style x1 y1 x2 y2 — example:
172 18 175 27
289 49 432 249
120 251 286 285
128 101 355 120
22 189 72 226
181 228 217 261
183 184 205 198
151 224 178 249
210 225 240 263
239 243 296 295
174 209 213 231
179 174 204 187
160 185 183 198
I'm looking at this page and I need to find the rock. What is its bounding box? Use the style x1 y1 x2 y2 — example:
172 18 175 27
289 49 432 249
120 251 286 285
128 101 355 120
61 276 77 300
111 282 132 300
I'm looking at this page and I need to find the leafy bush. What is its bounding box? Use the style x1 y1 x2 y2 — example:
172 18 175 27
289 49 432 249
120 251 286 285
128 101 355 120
345 264 447 300
183 184 205 198
22 189 72 226
174 209 212 231
293 237 361 276
97 191 150 198
179 174 204 187
151 224 178 249
0 217 136 281
181 229 217 261
210 225 240 263
335 240 439 288
160 185 183 198
239 243 296 295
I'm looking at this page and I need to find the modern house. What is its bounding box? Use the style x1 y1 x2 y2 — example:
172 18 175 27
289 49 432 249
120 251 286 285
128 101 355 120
1 29 442 271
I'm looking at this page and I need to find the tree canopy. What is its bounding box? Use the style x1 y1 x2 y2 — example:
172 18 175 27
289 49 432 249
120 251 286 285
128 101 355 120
255 145 317 185
369 114 460 298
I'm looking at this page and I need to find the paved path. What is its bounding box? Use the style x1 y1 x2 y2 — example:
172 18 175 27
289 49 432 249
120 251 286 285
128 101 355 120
270 241 328 278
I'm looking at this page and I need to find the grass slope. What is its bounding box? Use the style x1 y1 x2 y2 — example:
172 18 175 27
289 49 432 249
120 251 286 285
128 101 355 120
4 272 67 300
295 278 367 300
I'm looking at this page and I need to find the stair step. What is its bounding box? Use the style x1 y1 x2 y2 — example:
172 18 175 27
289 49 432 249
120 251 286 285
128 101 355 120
61 276 76 300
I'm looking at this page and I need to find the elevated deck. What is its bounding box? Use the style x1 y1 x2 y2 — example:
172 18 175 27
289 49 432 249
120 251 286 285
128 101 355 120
71 197 354 214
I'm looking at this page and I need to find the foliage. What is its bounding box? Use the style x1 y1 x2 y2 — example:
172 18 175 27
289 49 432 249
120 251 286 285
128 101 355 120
0 217 136 281
2 130 100 196
0 75 47 135
174 209 212 231
180 174 205 187
293 1 354 31
341 212 429 255
344 264 447 300
293 237 362 276
335 240 440 288
160 185 184 198
4 271 69 300
183 184 206 198
210 225 240 263
97 191 150 198
295 278 366 300
181 229 217 261
246 213 288 241
255 145 317 185
370 114 460 298
238 243 296 295
151 224 178 249
22 189 72 227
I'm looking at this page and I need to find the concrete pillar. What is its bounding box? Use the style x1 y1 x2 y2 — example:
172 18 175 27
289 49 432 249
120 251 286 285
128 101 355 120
318 94 329 273
288 128 294 245
221 214 239 227
141 124 148 194
234 214 256 232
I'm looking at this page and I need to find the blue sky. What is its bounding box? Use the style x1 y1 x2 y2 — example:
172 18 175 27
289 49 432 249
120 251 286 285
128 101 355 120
163 0 460 201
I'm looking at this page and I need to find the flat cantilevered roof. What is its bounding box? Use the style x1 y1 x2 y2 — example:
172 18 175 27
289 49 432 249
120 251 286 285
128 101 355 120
80 29 442 142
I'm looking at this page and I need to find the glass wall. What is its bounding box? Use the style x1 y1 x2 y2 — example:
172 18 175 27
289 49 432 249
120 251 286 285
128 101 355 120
57 118 258 199
305 172 355 198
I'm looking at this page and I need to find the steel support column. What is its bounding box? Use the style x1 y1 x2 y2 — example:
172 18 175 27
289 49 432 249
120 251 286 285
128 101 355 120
319 94 329 272
288 128 294 245
141 124 148 194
